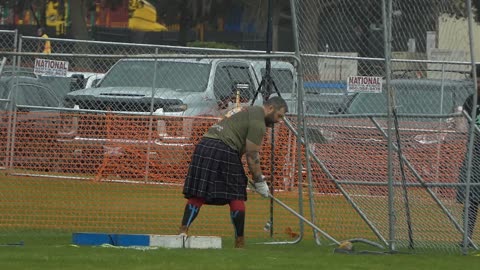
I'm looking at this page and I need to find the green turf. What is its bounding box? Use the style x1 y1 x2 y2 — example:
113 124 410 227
0 175 313 238
1 174 479 269
0 231 478 270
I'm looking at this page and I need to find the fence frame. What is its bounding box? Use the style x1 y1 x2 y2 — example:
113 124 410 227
291 0 479 254
1 0 480 251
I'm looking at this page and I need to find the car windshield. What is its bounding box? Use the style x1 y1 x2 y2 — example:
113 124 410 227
99 60 211 92
0 79 61 109
16 84 60 107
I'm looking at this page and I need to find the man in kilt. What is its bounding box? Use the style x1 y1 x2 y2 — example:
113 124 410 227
179 96 288 248
457 65 480 248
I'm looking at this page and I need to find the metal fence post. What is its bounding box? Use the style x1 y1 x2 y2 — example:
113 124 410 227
463 0 478 255
145 48 160 183
382 0 396 253
290 0 305 244
6 35 23 172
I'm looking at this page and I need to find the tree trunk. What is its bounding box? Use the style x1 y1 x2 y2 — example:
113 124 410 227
68 0 90 71
271 1 281 51
69 0 89 40
178 0 190 46
38 0 47 27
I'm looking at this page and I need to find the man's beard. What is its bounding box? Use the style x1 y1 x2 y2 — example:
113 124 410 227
265 114 275 127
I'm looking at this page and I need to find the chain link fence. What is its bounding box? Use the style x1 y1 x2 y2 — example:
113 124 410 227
292 0 479 252
1 0 480 253
1 35 308 243
0 29 18 170
0 29 17 53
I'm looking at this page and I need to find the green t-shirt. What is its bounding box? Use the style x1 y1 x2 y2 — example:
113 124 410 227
204 106 266 154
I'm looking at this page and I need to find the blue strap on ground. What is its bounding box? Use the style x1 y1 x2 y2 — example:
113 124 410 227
72 233 150 246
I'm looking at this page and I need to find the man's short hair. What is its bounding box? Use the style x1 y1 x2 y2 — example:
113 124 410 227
264 96 288 113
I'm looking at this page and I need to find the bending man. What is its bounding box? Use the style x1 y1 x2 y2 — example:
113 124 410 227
179 96 288 248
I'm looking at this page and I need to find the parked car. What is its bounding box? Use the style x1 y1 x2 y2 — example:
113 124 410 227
0 71 70 170
307 78 473 197
332 79 471 116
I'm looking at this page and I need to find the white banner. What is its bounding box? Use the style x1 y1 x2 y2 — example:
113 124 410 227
347 76 382 93
34 58 69 77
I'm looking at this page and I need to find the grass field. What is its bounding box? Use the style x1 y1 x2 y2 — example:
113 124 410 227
0 230 479 270
1 174 479 269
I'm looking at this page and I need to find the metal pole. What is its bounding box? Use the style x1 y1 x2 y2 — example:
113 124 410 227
463 0 477 254
265 0 275 239
12 29 18 73
7 35 23 172
4 30 19 171
289 0 305 243
265 0 273 97
382 0 396 252
251 0 305 245
249 180 338 245
432 64 446 197
145 48 159 183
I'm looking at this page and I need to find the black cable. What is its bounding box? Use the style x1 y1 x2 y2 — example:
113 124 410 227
392 107 414 249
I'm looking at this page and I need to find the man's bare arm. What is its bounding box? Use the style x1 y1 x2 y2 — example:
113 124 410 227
245 139 263 182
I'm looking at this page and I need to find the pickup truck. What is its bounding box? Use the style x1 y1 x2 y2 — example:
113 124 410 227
58 58 294 178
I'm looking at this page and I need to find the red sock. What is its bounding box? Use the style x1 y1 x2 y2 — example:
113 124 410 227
229 200 245 212
187 197 205 207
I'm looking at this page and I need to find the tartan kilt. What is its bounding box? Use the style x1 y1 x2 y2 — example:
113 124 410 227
183 137 248 205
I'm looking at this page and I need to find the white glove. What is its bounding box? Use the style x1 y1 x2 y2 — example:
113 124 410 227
254 180 270 198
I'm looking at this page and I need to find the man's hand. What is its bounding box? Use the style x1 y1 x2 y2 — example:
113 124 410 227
254 180 270 198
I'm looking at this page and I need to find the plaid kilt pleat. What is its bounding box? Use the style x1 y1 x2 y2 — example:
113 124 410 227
183 138 248 204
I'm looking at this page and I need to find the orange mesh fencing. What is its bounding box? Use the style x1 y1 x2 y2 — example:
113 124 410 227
0 111 307 241
0 111 473 245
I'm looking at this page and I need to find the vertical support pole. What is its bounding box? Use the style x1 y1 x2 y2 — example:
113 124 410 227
289 0 305 241
7 35 22 171
265 0 275 238
145 48 159 182
3 29 18 171
382 0 396 252
463 0 477 255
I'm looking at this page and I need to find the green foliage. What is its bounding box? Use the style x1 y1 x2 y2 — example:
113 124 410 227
187 41 238 50
442 0 480 22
